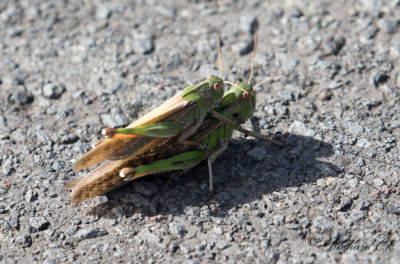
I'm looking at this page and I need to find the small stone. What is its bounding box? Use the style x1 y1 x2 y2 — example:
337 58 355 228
346 121 364 136
364 25 379 39
322 35 345 55
275 53 299 72
120 193 149 207
60 133 79 144
96 3 112 20
311 216 334 234
254 53 270 67
277 90 294 102
114 204 133 218
329 80 343 90
377 18 398 34
316 163 337 177
215 240 230 250
184 206 200 216
25 189 38 202
359 200 371 210
231 41 253 56
299 217 312 228
8 90 34 106
65 225 78 236
132 34 154 55
357 0 383 12
319 90 333 101
140 228 161 243
373 178 384 187
338 197 353 211
356 138 371 148
370 72 389 86
273 215 285 226
51 160 65 172
132 182 158 196
247 146 267 161
239 15 258 34
274 103 288 115
348 178 359 188
15 235 32 247
101 107 129 128
169 222 186 238
29 216 50 231
43 83 65 99
214 191 232 206
381 85 400 98
76 228 108 240
288 120 316 137
169 243 179 253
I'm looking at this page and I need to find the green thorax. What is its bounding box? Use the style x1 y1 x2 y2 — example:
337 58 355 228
181 75 224 112
216 82 256 124
202 82 257 148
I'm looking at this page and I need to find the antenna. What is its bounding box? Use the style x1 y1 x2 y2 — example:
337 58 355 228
248 32 258 84
253 72 286 89
217 35 223 77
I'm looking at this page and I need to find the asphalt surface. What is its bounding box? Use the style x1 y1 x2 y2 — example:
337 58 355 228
0 0 399 263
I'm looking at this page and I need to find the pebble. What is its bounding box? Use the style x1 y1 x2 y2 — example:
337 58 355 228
132 181 158 196
322 35 345 55
132 34 154 55
311 216 334 234
139 228 161 243
373 178 384 187
76 228 108 240
370 72 389 86
60 132 79 145
274 103 288 115
43 83 65 99
215 240 230 250
254 53 270 67
273 215 285 226
318 90 333 101
15 234 32 247
239 15 258 34
345 121 365 136
377 18 398 34
231 41 253 55
29 217 50 231
316 163 337 177
169 222 187 238
25 189 38 202
112 205 128 218
96 3 112 20
247 146 267 161
120 193 149 207
8 90 34 106
288 121 316 137
100 107 129 128
275 53 299 72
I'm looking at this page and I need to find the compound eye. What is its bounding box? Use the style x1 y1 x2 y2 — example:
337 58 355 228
236 81 241 85
213 82 223 92
242 92 251 101
208 75 215 78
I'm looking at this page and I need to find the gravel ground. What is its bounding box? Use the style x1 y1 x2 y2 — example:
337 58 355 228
1 0 400 263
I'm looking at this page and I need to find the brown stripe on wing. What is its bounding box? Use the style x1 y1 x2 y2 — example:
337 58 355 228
75 96 196 169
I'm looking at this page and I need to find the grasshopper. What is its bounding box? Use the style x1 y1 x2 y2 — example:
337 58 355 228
66 33 285 204
74 37 226 171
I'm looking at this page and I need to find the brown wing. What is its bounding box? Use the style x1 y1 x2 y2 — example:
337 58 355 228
75 93 197 170
69 138 178 203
